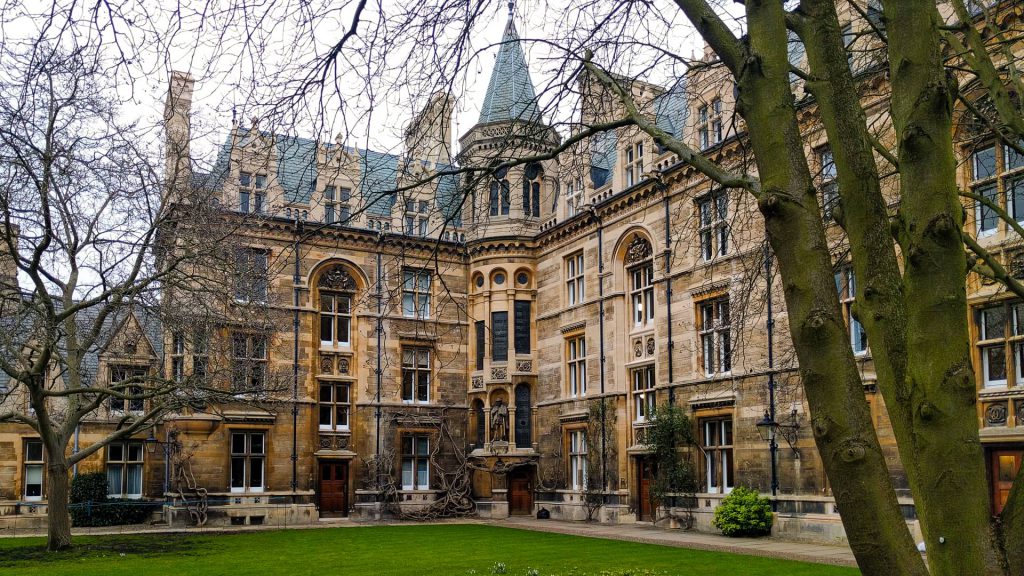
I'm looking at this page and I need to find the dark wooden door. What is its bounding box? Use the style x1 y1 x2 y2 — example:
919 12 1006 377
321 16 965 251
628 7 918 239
509 468 534 515
638 458 654 521
319 461 348 516
991 450 1022 514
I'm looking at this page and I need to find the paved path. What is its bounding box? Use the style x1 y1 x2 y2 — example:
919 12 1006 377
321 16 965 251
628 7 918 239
491 517 859 568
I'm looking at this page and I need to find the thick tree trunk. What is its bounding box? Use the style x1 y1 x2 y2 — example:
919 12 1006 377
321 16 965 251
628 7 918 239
885 2 1004 573
46 458 73 551
734 3 929 575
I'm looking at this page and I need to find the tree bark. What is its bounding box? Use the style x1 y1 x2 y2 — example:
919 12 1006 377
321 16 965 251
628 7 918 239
46 457 72 552
731 3 928 573
884 1 1005 573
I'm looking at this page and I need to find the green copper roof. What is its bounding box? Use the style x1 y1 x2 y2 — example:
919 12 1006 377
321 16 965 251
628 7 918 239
478 17 541 124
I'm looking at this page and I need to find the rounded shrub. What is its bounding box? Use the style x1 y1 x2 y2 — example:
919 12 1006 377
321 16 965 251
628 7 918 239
711 486 774 537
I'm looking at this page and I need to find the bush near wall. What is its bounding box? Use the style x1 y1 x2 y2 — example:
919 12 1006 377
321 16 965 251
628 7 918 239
69 472 156 527
712 486 774 537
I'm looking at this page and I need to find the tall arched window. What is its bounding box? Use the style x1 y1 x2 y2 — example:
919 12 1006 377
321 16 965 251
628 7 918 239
318 265 356 347
473 399 486 446
489 166 511 217
625 235 655 330
515 384 531 448
523 163 542 218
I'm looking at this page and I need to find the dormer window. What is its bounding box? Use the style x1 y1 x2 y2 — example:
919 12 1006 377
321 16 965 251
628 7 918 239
239 172 267 214
324 186 352 225
404 199 428 236
566 177 583 217
697 99 723 150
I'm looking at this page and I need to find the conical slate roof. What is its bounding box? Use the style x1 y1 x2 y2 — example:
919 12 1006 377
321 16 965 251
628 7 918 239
478 14 541 124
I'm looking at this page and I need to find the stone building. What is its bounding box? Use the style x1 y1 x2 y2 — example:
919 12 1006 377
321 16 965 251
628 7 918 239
1 3 1020 540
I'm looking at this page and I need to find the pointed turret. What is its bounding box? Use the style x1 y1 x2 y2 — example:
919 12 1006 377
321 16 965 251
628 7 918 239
459 3 559 239
478 4 541 125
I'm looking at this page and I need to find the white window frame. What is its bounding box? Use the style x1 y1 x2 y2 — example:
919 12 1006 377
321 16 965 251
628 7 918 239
318 382 351 431
566 177 583 217
230 431 265 493
629 262 655 329
568 429 588 491
566 252 585 307
23 439 44 501
106 441 144 499
401 348 431 404
835 267 868 356
698 192 729 261
567 335 587 398
973 145 999 236
319 291 352 347
632 365 656 423
978 304 1013 388
701 418 734 494
401 434 430 490
402 269 432 319
699 297 731 376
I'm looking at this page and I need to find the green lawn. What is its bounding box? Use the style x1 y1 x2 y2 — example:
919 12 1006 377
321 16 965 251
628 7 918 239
0 524 858 576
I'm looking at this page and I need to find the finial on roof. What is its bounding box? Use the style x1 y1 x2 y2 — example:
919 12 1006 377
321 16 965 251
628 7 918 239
508 1 514 18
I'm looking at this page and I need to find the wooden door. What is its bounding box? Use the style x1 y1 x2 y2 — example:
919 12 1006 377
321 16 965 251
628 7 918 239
319 461 349 516
509 468 534 515
638 458 654 521
991 450 1022 515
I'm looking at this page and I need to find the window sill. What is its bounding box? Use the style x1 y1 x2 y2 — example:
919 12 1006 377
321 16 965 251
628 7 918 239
230 488 265 494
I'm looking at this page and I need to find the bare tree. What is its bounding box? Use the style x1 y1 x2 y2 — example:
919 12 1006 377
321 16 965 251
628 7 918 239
0 37 284 550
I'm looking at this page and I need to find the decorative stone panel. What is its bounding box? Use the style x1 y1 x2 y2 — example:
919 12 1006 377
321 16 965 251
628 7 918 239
985 402 1008 427
318 353 353 377
491 366 508 381
516 360 533 373
318 434 350 451
631 336 656 360
471 376 484 389
1017 400 1024 427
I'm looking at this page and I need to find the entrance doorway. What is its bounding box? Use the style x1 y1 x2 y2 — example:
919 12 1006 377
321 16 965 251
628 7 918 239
990 449 1022 515
319 461 349 516
508 467 534 515
637 457 655 522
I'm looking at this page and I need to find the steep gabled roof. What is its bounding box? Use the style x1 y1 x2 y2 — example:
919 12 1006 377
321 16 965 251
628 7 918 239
478 16 541 124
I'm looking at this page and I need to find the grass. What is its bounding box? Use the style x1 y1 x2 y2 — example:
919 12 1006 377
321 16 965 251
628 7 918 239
0 524 859 576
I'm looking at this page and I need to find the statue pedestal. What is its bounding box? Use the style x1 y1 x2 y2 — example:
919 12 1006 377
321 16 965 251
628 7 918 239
490 489 510 519
490 441 509 454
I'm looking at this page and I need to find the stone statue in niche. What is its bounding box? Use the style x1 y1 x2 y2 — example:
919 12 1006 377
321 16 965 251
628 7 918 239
490 399 509 442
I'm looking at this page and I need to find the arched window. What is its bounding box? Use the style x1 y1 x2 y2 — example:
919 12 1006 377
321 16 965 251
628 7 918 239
489 181 500 216
625 235 655 330
489 165 510 216
473 399 486 446
318 265 356 347
523 163 542 218
515 384 531 448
